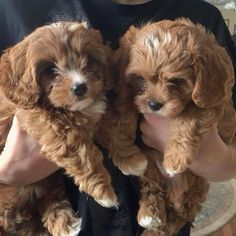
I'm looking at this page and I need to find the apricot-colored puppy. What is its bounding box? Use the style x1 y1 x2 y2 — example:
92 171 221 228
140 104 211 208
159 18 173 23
0 21 116 236
114 18 235 235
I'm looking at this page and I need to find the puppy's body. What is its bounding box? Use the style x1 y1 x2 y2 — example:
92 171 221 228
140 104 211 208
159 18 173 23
114 18 235 235
0 171 79 236
0 22 116 235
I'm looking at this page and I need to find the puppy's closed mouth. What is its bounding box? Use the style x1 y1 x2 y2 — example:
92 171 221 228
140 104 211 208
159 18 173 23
69 96 107 115
69 97 94 111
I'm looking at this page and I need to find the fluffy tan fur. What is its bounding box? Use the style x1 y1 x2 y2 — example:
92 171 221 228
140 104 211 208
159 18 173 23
0 22 116 235
113 18 236 235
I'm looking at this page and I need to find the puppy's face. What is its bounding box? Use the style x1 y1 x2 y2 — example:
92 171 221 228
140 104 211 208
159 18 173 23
0 22 111 111
120 19 233 118
126 50 195 118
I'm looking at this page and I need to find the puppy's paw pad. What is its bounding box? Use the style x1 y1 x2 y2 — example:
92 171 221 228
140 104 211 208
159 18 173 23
139 216 162 230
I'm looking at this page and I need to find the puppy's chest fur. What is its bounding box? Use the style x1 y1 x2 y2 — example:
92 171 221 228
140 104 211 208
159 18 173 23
24 108 101 135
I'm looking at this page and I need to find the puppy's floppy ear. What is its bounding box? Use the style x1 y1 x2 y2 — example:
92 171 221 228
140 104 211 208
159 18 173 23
192 34 234 108
97 41 114 92
119 25 139 50
68 22 113 91
0 40 40 108
113 26 139 90
88 28 114 91
112 26 140 100
103 46 114 91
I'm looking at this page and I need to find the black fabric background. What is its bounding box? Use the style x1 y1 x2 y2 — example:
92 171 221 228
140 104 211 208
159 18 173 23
1 1 236 235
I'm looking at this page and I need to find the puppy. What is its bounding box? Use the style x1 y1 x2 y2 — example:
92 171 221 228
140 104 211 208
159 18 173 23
114 18 235 235
122 18 236 176
0 21 117 235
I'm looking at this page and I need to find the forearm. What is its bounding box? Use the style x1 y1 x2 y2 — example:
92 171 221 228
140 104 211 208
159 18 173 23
0 153 59 186
189 130 236 182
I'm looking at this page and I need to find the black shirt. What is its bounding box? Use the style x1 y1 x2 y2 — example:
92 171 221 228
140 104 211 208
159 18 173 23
1 1 236 235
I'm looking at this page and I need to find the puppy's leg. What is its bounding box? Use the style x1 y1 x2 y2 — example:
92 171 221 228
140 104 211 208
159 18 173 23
137 157 166 231
38 173 81 236
40 195 81 236
167 173 195 219
0 186 48 236
19 109 118 208
169 171 208 222
99 105 147 176
163 108 217 176
52 144 118 209
165 171 209 234
65 143 118 208
111 133 148 176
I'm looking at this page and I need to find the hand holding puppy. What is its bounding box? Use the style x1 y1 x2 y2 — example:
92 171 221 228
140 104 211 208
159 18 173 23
140 113 236 181
0 116 59 186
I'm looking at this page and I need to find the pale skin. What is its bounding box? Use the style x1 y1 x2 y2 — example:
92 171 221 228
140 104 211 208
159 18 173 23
0 0 236 186
0 117 59 186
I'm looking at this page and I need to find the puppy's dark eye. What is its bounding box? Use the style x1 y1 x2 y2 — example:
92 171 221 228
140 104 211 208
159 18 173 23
82 56 101 77
168 78 184 86
85 55 102 68
44 63 57 76
127 75 146 94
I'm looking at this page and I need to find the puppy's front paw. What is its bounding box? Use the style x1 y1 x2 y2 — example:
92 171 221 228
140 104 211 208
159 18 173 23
118 153 148 176
138 196 166 231
46 209 82 236
95 186 118 209
138 216 163 231
62 217 82 236
163 155 187 176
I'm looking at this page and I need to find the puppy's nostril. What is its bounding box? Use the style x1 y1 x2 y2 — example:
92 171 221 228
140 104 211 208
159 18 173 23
71 83 87 97
148 101 163 111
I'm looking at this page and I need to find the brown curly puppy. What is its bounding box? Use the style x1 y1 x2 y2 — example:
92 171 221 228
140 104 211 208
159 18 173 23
113 18 235 235
0 21 117 235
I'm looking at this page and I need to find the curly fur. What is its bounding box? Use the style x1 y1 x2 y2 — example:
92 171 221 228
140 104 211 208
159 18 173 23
0 21 116 235
113 18 236 235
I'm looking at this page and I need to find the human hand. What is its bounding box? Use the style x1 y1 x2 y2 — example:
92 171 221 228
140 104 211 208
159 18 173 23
140 113 236 181
140 113 170 152
0 116 59 186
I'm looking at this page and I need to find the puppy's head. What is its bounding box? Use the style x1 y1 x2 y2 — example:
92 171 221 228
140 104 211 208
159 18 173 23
0 22 112 111
119 18 234 118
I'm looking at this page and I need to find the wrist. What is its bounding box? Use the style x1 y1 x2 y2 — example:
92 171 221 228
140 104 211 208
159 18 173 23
189 135 235 181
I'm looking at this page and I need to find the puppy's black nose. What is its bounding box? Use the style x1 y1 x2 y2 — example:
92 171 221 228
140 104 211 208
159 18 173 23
71 83 87 97
148 100 163 111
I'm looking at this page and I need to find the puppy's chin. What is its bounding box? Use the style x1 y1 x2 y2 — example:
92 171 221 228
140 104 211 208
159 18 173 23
68 98 94 111
68 96 107 116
